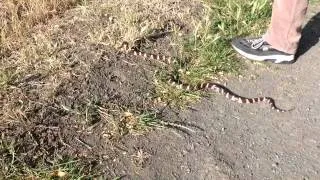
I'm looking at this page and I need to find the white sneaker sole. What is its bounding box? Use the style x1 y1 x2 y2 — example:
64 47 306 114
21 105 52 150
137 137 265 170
232 44 294 64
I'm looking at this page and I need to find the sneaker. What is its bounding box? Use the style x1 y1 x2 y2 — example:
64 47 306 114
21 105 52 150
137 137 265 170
231 37 295 64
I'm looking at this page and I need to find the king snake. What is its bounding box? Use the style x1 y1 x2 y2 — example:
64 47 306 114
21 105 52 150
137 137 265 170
118 41 289 113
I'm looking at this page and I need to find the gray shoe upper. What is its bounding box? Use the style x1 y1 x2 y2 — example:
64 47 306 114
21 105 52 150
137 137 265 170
231 37 295 63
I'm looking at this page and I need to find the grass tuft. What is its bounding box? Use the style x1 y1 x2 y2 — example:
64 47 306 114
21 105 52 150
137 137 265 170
156 0 272 106
0 138 93 179
99 107 161 139
183 0 272 82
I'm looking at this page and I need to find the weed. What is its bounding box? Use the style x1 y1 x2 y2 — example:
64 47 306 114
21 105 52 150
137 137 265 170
131 148 151 168
99 107 161 139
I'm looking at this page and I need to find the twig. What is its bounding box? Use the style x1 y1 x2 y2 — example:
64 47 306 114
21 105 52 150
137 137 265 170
75 137 92 150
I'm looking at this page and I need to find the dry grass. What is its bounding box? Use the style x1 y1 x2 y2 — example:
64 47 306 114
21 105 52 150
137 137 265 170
0 0 273 178
0 0 84 124
0 0 205 123
0 0 80 52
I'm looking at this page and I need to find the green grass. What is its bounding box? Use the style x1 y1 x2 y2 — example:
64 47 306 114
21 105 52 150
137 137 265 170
185 0 271 79
310 0 320 4
156 0 272 106
135 112 161 130
0 68 18 90
0 139 93 179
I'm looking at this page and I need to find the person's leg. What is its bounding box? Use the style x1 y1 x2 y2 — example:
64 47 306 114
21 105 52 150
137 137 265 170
264 0 309 54
231 0 309 64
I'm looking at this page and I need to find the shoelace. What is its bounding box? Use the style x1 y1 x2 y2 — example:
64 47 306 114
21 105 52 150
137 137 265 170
247 38 265 50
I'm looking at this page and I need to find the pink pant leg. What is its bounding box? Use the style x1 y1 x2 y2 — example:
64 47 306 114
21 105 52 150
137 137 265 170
264 0 309 54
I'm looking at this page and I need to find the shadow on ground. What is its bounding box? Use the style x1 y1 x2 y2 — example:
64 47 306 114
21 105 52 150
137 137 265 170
296 12 320 58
